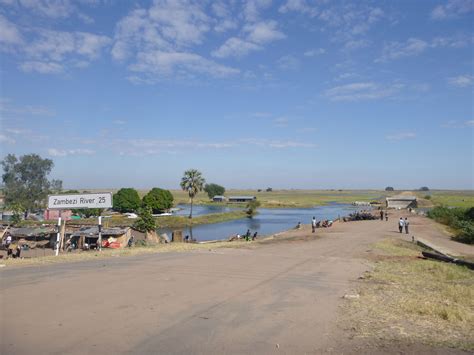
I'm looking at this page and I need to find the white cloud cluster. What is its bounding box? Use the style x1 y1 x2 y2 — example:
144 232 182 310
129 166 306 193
48 148 96 157
376 35 471 62
431 0 474 20
304 48 325 57
385 132 416 141
324 82 403 102
0 0 96 23
279 0 318 17
212 20 285 59
448 74 473 87
0 15 110 74
112 1 239 81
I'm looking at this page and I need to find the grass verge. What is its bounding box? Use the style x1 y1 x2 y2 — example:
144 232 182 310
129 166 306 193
343 238 474 351
0 240 251 268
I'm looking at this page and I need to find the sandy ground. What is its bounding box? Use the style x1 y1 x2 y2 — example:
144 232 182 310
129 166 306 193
0 211 471 354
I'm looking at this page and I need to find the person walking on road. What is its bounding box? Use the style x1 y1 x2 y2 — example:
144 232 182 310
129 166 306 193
385 212 388 221
380 210 384 220
312 217 316 233
404 217 410 234
398 217 404 233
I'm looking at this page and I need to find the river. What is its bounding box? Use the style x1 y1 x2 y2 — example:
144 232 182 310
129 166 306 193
158 203 370 242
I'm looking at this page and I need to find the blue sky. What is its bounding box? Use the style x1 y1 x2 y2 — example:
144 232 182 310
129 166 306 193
0 0 473 190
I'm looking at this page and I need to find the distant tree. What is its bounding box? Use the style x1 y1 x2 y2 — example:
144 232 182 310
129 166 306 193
419 186 430 191
142 188 174 214
180 169 206 219
113 188 141 213
385 186 394 191
132 207 156 233
9 202 25 225
1 153 62 216
257 189 262 192
266 187 272 192
246 200 261 218
204 183 225 199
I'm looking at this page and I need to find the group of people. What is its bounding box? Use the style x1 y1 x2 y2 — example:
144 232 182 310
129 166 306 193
229 229 258 242
311 217 333 232
398 217 410 234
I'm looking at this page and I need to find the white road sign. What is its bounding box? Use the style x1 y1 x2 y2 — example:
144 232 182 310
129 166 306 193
48 192 112 209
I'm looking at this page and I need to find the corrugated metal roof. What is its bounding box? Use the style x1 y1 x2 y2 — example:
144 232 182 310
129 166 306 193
71 226 129 237
9 227 56 237
228 196 256 199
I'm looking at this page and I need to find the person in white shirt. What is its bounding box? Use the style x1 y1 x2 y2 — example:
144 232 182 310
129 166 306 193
311 217 316 233
398 218 404 233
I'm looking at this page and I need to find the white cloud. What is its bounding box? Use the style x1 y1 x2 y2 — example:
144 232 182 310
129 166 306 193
318 4 384 42
376 38 429 62
129 50 239 80
343 39 370 51
377 35 470 62
244 20 286 44
0 134 16 144
276 55 299 70
324 82 403 102
20 61 64 74
431 0 474 20
251 112 272 118
212 37 261 58
1 0 97 23
441 120 474 128
385 132 416 141
48 148 96 157
0 98 55 116
148 0 210 46
279 0 318 17
273 117 289 127
242 138 317 148
243 0 273 22
448 75 473 87
304 48 325 57
0 14 23 46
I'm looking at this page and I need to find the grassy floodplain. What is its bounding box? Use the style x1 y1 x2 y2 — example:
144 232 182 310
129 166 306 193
344 238 474 350
87 188 474 208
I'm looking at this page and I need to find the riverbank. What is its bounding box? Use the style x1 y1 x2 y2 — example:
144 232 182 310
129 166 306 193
16 210 248 229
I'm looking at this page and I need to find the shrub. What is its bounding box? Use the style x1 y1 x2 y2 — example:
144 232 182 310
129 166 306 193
113 188 141 213
427 206 474 244
246 200 261 218
204 183 225 199
142 188 173 214
132 207 156 233
385 186 394 191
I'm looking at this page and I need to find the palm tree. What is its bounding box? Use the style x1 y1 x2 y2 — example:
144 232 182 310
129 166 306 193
180 169 206 219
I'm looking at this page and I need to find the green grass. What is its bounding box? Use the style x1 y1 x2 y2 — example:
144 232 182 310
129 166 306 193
172 189 384 208
414 190 474 208
344 238 474 350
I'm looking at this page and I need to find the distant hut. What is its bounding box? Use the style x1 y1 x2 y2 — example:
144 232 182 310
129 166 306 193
212 195 226 202
228 196 257 203
70 226 131 249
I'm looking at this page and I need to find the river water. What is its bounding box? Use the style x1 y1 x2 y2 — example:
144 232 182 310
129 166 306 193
158 203 370 242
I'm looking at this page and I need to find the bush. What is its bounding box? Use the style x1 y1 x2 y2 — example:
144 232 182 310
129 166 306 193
424 195 431 200
204 183 225 199
142 188 173 214
113 188 141 213
427 206 474 244
246 200 261 218
419 186 430 191
385 186 394 191
132 207 156 232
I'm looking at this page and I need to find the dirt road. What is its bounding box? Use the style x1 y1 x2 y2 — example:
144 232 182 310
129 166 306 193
0 212 468 354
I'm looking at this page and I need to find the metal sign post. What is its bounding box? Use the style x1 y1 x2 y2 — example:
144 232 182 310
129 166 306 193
47 192 112 256
55 217 62 256
98 216 102 251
